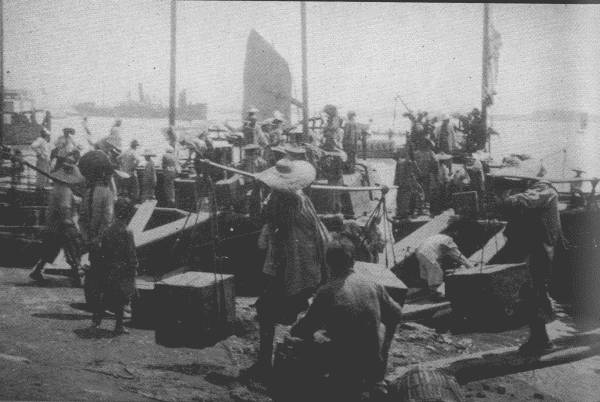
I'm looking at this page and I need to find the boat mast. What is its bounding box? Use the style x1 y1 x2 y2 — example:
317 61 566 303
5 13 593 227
0 0 4 145
300 1 309 140
481 3 490 153
169 0 176 126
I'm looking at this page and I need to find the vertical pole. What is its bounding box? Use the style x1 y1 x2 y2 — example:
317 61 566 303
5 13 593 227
301 2 309 142
0 0 4 145
481 3 489 152
169 0 176 127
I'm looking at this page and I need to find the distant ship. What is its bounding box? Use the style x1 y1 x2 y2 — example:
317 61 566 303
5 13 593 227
73 84 207 121
2 89 48 146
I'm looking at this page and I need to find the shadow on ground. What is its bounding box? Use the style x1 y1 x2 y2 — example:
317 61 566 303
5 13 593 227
32 312 91 321
73 327 117 339
13 277 73 288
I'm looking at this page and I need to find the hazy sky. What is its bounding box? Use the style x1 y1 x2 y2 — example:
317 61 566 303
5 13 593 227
4 1 600 122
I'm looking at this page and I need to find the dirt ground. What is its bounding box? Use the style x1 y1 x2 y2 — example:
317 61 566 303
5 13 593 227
0 267 591 401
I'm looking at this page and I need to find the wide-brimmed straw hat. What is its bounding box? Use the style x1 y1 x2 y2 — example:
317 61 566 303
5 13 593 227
283 144 306 155
78 149 129 181
52 161 85 184
142 149 156 157
272 110 285 122
256 159 316 192
270 145 287 155
243 143 261 152
434 152 453 161
247 107 259 115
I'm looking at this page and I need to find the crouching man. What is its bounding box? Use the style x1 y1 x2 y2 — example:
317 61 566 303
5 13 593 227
290 238 403 401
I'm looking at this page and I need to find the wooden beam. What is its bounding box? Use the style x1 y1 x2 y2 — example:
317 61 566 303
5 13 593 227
392 210 455 264
127 199 157 234
134 211 210 247
468 225 507 265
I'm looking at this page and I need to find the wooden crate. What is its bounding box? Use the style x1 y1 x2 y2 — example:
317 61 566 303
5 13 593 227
445 263 529 320
154 271 235 348
354 261 408 306
131 268 189 328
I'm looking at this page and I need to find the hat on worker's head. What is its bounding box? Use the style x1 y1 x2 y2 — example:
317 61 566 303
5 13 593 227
441 114 450 121
142 149 156 157
347 111 356 119
270 145 287 155
256 159 316 192
52 156 85 184
242 143 261 153
322 104 338 117
130 139 140 149
283 144 307 156
247 107 259 115
63 127 75 136
79 149 130 182
434 152 453 161
272 110 285 123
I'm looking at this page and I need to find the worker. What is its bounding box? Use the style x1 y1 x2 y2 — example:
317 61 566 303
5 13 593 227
433 114 457 154
29 157 85 286
415 232 475 298
30 129 53 189
320 138 347 214
393 147 424 219
291 237 403 401
413 140 437 213
242 159 330 381
162 146 179 208
42 111 52 131
322 104 343 147
140 149 157 201
238 144 269 174
429 153 452 216
117 139 140 201
342 111 360 173
78 149 116 315
91 197 138 335
108 119 124 150
52 127 81 171
499 180 563 355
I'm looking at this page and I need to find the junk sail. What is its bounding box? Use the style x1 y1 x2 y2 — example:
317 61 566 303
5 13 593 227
242 29 294 122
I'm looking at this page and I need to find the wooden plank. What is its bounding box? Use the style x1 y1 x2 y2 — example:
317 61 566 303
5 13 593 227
127 199 157 234
354 261 408 305
467 225 507 265
392 209 456 263
387 333 600 385
133 211 209 247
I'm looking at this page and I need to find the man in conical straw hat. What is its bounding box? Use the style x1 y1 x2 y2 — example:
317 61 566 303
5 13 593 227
241 159 331 381
30 156 85 286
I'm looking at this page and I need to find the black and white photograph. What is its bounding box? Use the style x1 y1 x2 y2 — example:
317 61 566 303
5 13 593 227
1 1 599 401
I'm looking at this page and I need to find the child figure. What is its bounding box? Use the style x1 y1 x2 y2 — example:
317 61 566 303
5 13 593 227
140 149 157 201
91 197 138 335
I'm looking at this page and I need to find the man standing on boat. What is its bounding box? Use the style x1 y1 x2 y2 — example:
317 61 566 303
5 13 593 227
342 111 360 173
118 139 141 202
31 129 53 189
52 128 81 171
29 156 85 286
394 148 424 219
499 180 563 355
434 114 457 155
261 111 286 166
322 105 343 147
242 158 330 381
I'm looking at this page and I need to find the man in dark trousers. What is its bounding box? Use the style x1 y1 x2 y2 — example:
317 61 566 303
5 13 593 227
291 237 403 400
500 180 563 355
